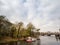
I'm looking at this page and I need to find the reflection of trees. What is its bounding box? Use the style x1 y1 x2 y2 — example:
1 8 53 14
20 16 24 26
32 39 41 45
37 40 41 45
55 34 60 41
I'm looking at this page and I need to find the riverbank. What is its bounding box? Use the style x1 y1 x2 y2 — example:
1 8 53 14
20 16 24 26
0 36 38 43
0 37 26 43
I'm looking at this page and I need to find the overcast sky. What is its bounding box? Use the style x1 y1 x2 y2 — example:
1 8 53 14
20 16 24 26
0 0 60 32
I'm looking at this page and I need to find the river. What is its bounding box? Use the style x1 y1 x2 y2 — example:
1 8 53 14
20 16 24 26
0 36 60 45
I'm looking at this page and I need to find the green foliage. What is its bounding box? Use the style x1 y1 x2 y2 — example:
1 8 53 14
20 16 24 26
26 23 35 36
0 15 40 39
20 29 29 37
0 15 12 38
10 25 17 38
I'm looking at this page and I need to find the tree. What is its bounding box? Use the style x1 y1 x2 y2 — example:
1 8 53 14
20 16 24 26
0 16 5 29
36 29 40 37
0 15 12 38
17 22 24 38
10 25 17 38
26 23 35 36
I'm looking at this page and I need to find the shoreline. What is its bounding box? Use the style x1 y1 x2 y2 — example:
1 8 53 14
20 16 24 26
0 37 25 43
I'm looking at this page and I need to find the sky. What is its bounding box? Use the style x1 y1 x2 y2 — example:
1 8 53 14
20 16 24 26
0 0 60 32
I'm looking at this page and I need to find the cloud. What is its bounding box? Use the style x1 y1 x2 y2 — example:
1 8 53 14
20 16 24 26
0 0 60 32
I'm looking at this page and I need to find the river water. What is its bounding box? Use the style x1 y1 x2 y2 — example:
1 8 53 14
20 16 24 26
0 36 60 45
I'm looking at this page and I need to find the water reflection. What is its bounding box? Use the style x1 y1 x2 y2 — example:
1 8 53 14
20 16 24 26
31 40 41 45
37 40 41 45
55 34 60 41
0 40 41 45
0 36 60 45
19 40 41 45
15 40 41 45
